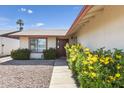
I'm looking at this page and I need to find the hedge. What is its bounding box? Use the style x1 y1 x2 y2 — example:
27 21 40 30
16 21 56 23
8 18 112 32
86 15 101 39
65 43 124 88
11 49 31 60
43 48 56 60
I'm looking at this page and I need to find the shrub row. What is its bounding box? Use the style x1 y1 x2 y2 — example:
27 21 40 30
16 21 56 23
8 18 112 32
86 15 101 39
11 48 57 60
65 43 124 88
11 49 31 60
43 48 56 60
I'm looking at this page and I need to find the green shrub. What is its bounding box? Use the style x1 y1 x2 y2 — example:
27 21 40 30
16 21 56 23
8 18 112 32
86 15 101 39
43 48 56 60
65 43 124 88
11 49 31 60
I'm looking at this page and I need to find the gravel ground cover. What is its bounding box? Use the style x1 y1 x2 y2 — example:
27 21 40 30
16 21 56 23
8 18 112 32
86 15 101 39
0 60 54 88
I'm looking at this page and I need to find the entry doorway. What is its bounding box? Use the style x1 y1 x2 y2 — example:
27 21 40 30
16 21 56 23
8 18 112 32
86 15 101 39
56 39 69 57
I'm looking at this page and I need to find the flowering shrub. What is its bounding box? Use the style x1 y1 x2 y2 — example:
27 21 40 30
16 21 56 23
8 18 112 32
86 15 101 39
65 44 124 88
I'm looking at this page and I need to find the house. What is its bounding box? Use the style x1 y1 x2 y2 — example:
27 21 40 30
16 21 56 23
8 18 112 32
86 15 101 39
0 30 19 57
8 29 68 59
2 5 124 59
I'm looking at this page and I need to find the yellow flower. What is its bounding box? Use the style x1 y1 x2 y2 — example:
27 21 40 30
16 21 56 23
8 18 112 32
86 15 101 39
116 64 121 70
84 48 91 54
68 49 73 52
88 54 93 57
115 73 121 78
89 61 94 64
109 76 115 81
105 57 110 61
100 58 104 63
87 54 96 62
71 56 76 62
91 72 97 77
87 56 91 61
85 51 90 55
90 72 97 78
83 60 88 65
88 66 94 70
85 48 90 51
116 55 122 59
83 71 88 75
91 55 98 62
104 61 109 65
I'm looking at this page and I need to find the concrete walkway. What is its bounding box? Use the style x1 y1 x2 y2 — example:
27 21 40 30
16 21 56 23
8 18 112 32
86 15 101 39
0 56 12 63
50 59 77 88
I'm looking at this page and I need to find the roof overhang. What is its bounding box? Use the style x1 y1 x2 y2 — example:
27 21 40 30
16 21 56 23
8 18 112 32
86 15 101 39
66 5 105 36
9 35 66 38
8 29 68 38
0 31 20 39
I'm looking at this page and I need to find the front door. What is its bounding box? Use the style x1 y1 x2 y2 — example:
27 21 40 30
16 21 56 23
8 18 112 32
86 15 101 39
56 39 68 57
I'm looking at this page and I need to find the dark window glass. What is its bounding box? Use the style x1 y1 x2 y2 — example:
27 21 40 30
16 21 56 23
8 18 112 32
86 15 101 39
30 38 46 52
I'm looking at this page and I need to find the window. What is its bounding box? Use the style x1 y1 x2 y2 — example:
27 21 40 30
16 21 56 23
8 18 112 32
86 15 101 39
71 36 77 44
30 38 47 52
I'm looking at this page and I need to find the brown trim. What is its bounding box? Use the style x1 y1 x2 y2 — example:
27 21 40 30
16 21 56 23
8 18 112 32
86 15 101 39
0 31 20 39
66 5 93 35
9 35 65 38
29 37 48 53
29 37 48 39
56 38 58 50
44 37 48 51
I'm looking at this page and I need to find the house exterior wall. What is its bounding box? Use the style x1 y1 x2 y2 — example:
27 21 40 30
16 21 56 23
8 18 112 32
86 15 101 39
20 37 29 49
0 37 19 56
47 37 56 49
74 6 124 50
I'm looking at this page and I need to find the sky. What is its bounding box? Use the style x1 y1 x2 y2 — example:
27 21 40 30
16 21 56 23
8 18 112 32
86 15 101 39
0 5 83 31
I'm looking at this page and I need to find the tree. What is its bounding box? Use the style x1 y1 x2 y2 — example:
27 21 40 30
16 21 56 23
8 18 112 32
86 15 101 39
16 19 24 31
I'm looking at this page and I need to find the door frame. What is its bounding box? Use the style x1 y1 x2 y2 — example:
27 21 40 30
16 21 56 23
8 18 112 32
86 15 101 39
56 38 69 57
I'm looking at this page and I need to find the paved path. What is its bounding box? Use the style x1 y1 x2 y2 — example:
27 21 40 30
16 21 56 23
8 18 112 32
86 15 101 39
50 59 77 88
0 56 12 63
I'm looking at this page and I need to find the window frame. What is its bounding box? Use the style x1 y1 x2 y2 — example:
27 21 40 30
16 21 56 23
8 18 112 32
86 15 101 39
29 37 47 53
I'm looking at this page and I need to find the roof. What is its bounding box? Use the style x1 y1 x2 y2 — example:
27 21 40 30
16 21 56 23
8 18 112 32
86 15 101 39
66 5 105 36
9 29 67 37
0 30 17 35
0 30 20 39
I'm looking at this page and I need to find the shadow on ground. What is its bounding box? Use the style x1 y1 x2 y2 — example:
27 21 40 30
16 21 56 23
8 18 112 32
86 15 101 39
0 58 68 66
0 60 55 66
54 59 67 66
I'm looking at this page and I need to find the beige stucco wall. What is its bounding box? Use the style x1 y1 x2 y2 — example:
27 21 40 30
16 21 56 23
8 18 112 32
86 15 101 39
47 37 56 49
20 37 29 49
75 6 124 50
0 37 19 56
